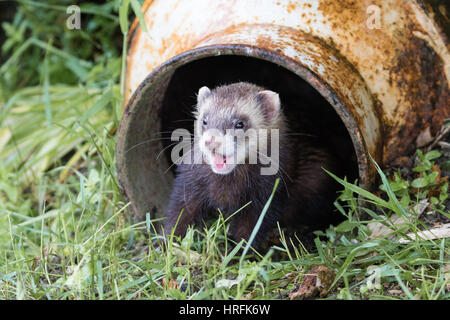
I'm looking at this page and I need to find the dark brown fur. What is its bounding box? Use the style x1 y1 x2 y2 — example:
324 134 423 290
164 83 343 249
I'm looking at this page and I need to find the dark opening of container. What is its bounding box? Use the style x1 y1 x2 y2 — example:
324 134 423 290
160 55 358 178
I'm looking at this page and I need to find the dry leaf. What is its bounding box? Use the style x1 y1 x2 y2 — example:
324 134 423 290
390 156 412 168
368 215 406 239
416 127 433 148
398 223 450 243
216 274 245 289
162 278 179 289
368 200 429 239
289 266 335 300
411 199 430 216
242 290 257 300
172 246 202 264
388 289 403 296
438 141 450 150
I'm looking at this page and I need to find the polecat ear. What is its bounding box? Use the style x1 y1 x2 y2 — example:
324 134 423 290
197 86 211 103
256 90 280 120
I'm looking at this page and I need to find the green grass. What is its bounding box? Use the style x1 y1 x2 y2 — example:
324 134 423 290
0 1 449 300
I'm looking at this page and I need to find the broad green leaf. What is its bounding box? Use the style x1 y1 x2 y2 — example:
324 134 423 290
335 220 357 233
400 193 410 207
412 165 429 173
440 182 448 202
424 150 441 161
411 177 428 188
427 171 438 184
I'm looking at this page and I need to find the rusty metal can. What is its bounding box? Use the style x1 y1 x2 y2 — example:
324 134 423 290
117 0 449 220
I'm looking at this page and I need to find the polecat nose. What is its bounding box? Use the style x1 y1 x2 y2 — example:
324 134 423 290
205 137 221 150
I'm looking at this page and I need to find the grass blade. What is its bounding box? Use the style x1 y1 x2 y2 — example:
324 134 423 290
239 178 280 266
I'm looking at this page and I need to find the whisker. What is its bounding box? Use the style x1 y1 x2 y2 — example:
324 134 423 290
124 129 195 155
171 119 195 124
152 130 194 136
156 142 179 160
124 137 174 154
163 144 201 174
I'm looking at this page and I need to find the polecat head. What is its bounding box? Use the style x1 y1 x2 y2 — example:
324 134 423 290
194 82 283 175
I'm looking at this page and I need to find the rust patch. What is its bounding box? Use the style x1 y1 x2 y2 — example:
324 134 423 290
385 31 450 164
286 1 298 14
318 0 448 165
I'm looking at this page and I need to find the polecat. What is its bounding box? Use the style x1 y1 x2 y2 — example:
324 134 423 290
164 82 344 249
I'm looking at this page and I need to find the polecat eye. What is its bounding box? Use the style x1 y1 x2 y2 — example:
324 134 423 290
234 121 244 129
202 118 207 126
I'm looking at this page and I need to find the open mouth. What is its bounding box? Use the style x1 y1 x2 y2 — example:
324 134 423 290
211 151 235 174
